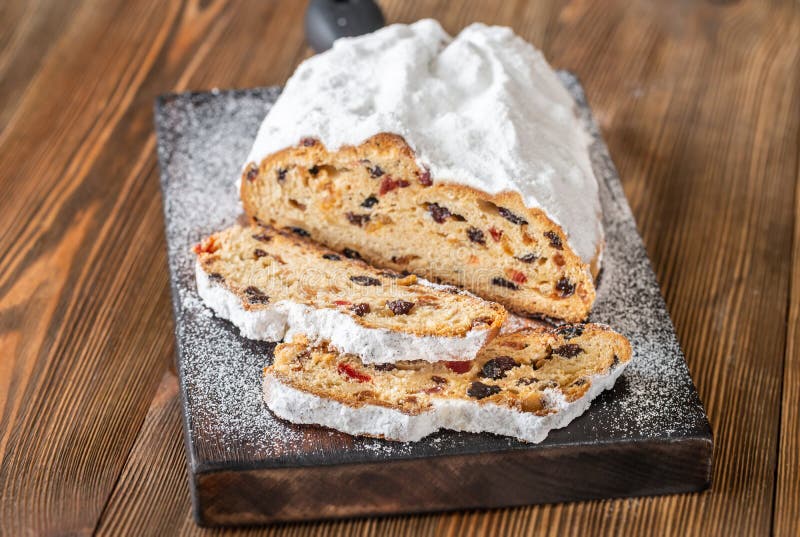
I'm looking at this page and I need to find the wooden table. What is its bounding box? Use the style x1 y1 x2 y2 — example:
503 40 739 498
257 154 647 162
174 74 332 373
1 0 797 535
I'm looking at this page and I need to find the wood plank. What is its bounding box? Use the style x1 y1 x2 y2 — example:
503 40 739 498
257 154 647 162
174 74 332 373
0 0 304 534
2 0 799 534
774 132 800 535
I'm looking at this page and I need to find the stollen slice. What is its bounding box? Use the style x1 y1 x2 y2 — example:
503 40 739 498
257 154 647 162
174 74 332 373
263 323 631 443
194 224 506 364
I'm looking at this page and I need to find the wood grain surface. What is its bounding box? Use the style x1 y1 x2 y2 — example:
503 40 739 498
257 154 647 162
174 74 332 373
1 0 798 535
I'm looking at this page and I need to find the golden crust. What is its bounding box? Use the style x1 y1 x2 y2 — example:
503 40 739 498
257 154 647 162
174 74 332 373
241 133 598 322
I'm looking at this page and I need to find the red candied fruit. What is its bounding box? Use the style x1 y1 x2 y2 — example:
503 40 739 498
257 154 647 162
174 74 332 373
337 362 371 382
489 227 503 242
193 236 219 254
445 361 472 374
509 269 527 284
333 300 352 306
379 176 411 195
418 168 432 186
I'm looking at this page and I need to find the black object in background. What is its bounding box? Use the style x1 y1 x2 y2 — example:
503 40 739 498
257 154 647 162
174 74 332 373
305 0 385 52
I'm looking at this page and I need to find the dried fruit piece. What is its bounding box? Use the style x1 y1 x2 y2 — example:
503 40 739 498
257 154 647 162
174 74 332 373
361 195 379 208
351 303 371 316
346 212 371 226
516 377 538 386
480 356 519 380
431 375 447 385
387 300 414 315
322 253 341 261
498 207 528 225
337 362 371 382
555 324 585 339
374 363 397 371
342 248 362 260
276 168 287 182
445 361 472 374
489 226 503 242
208 272 224 283
300 137 316 147
507 269 527 284
492 276 519 290
555 277 576 297
333 300 352 306
245 163 259 182
253 249 267 258
544 230 563 249
193 236 219 254
379 176 410 195
552 344 584 358
467 381 501 399
308 165 320 176
515 253 538 263
244 286 269 304
427 203 451 223
289 227 310 237
368 165 384 178
467 227 486 244
350 275 381 286
418 168 432 186
252 232 272 242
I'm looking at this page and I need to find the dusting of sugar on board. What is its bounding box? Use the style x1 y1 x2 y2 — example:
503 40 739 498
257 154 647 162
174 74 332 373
156 76 710 469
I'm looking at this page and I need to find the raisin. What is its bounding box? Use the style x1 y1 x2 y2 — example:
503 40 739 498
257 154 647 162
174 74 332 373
555 323 585 339
492 276 519 290
361 195 379 208
346 212 371 226
342 248 362 260
379 176 410 195
252 232 271 242
467 227 486 244
245 163 258 182
573 378 588 387
289 227 310 237
350 275 381 286
544 230 563 249
445 361 472 374
387 300 414 315
253 249 267 258
300 137 316 147
322 253 341 261
244 286 269 304
556 277 576 297
498 207 528 225
337 362 371 382
467 381 501 400
431 375 447 385
276 168 287 182
351 302 371 316
515 253 538 263
516 377 538 386
374 363 397 371
480 356 519 379
418 168 432 186
379 270 400 278
428 203 451 223
552 344 584 358
208 272 224 283
368 165 384 178
308 165 319 176
489 227 503 242
612 354 620 367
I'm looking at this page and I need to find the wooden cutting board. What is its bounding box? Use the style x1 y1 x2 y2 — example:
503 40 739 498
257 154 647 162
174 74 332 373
155 73 712 527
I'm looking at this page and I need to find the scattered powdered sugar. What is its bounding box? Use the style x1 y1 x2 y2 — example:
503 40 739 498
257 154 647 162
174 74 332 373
155 75 710 469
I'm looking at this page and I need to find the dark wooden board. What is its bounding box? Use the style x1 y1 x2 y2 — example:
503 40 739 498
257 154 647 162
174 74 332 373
155 73 712 527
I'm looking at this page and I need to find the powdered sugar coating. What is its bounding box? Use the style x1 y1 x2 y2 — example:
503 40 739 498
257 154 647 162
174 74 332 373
195 261 494 363
246 20 603 264
264 359 628 443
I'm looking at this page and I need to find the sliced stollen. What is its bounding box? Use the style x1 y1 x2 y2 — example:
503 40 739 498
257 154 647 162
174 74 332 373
194 224 506 364
264 324 632 443
240 21 603 322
